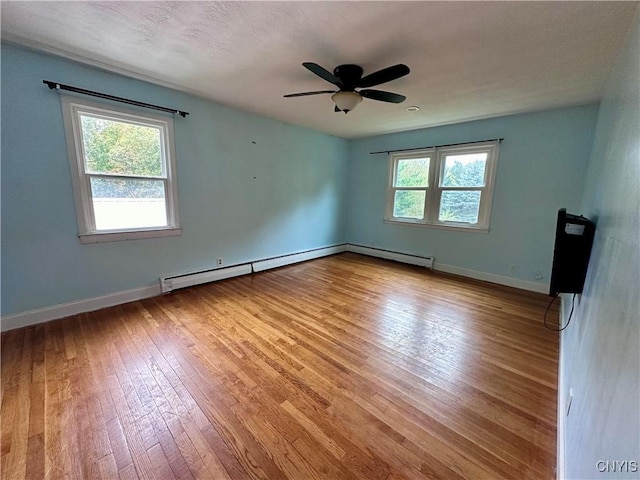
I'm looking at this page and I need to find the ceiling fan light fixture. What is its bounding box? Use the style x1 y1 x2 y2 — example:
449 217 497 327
331 91 362 113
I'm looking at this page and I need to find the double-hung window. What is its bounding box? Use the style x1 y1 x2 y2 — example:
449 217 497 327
62 97 181 243
386 140 499 231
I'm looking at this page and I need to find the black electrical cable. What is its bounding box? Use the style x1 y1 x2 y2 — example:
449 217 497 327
544 293 576 331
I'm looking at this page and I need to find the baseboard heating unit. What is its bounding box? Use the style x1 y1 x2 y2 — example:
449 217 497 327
160 264 252 294
160 244 347 294
346 244 434 269
159 244 435 294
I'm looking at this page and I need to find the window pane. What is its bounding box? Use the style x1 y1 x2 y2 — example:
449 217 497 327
81 115 163 176
441 153 487 187
438 190 481 223
395 158 429 187
90 177 167 230
393 190 426 219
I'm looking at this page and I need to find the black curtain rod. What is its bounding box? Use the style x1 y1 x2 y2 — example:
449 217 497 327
43 80 189 118
370 138 503 155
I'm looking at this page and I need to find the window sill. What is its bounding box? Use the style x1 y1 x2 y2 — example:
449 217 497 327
383 218 489 233
78 227 182 244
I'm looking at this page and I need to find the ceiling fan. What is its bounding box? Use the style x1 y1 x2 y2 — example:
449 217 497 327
284 62 410 114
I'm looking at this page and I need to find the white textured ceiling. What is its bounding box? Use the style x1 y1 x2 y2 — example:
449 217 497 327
2 2 637 139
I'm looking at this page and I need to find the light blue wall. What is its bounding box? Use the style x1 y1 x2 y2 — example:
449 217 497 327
562 9 639 479
1 44 349 316
0 42 610 320
346 105 599 285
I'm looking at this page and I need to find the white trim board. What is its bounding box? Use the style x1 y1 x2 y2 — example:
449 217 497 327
0 285 161 332
556 293 572 480
557 331 566 480
434 262 549 293
1 244 347 332
346 244 548 293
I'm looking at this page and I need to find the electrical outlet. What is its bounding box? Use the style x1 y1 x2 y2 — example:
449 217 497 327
566 388 573 416
217 258 223 266
535 271 544 280
509 264 518 273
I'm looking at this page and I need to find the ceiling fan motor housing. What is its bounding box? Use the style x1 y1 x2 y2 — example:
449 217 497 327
333 64 363 90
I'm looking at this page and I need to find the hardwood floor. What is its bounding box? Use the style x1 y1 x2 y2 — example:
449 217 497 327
1 253 559 479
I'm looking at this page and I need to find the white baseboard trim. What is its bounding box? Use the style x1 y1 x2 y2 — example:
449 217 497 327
434 262 549 293
345 244 548 293
0 285 161 332
253 244 347 273
346 244 434 268
1 244 348 332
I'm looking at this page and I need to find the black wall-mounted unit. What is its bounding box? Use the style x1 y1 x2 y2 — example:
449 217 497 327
549 208 595 296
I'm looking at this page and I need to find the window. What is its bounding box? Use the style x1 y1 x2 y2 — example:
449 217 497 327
385 141 499 231
62 97 181 243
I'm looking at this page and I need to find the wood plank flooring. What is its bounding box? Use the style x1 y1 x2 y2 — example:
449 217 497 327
1 253 559 479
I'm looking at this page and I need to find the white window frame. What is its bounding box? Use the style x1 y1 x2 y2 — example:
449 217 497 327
385 140 499 232
385 148 436 224
61 97 181 244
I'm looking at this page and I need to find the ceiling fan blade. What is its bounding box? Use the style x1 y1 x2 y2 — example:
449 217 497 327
302 62 342 87
359 89 406 103
334 105 341 113
358 64 410 88
283 90 336 98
